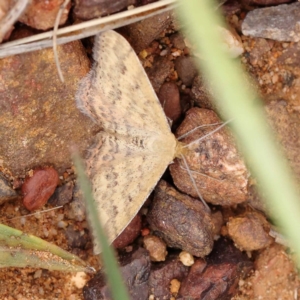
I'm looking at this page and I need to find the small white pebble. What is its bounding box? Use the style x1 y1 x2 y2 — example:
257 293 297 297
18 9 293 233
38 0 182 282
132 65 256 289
160 49 168 56
172 50 181 57
20 216 26 226
57 220 68 228
179 250 194 266
70 272 88 289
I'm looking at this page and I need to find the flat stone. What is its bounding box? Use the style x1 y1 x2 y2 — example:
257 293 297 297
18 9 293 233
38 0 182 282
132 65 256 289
242 2 300 42
0 28 100 176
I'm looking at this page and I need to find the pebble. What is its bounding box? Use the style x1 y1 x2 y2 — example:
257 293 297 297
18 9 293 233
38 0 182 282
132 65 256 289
22 167 59 211
143 235 168 262
170 107 249 206
170 278 180 296
170 33 186 50
0 173 18 205
83 247 150 300
146 55 173 93
247 244 298 299
227 211 274 251
179 238 253 299
175 56 198 86
158 81 182 122
65 183 86 222
74 0 137 20
65 226 90 249
125 11 173 53
242 2 300 42
147 180 214 257
148 254 189 299
113 214 142 249
19 0 71 30
49 181 74 206
179 251 194 267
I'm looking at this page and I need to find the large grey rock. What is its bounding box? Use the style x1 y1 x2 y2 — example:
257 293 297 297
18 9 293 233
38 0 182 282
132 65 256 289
242 2 300 42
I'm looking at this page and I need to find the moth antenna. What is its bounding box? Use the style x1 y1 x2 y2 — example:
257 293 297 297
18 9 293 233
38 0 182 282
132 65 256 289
178 163 224 182
6 206 63 221
180 154 211 212
178 122 222 140
183 118 234 149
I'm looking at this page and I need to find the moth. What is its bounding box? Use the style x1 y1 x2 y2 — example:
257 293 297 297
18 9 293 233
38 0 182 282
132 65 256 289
75 30 237 253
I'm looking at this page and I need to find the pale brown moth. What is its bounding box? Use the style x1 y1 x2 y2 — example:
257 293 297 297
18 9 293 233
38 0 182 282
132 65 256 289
75 30 232 253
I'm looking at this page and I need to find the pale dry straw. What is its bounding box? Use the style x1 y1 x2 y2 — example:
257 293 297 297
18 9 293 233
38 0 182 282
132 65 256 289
75 30 213 253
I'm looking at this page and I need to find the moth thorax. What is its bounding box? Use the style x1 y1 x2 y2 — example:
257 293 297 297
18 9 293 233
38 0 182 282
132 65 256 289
174 141 190 158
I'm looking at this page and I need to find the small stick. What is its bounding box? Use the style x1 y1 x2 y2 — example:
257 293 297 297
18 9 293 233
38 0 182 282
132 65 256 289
53 0 70 83
5 206 63 221
0 0 31 42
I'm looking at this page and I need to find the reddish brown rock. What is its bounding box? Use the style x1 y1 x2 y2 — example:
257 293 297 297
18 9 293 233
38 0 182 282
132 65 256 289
74 0 136 20
143 234 168 262
175 56 198 86
19 0 71 30
83 247 150 300
146 55 174 93
147 180 214 257
158 81 182 122
211 210 224 237
22 167 59 211
148 253 189 299
113 214 142 249
170 33 186 51
0 0 15 43
179 238 253 299
227 211 273 251
265 101 300 181
0 28 99 176
124 11 173 53
245 244 298 299
170 107 249 206
190 75 216 110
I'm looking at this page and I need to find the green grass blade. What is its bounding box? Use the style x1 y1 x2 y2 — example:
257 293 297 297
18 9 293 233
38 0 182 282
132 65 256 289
73 153 130 300
177 0 300 264
0 223 92 272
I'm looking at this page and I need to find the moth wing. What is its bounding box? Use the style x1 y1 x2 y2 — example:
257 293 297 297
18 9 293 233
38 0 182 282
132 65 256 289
75 30 171 137
86 132 175 253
